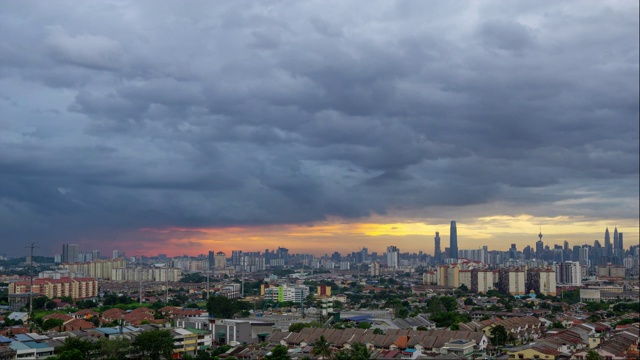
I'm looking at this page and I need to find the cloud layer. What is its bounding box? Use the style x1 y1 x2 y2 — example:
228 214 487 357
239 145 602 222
0 1 638 256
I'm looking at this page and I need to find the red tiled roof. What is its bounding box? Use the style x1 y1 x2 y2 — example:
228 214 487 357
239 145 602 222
65 318 96 331
74 309 99 317
101 308 125 321
393 335 409 349
43 313 74 323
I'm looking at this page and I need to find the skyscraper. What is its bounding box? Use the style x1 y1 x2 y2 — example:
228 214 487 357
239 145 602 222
604 227 612 259
613 228 624 265
62 243 79 263
386 246 399 268
618 232 623 249
449 221 458 259
536 230 544 260
434 232 441 263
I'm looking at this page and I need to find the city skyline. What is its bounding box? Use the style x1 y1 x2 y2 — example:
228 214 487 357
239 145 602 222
1 2 638 257
46 222 637 259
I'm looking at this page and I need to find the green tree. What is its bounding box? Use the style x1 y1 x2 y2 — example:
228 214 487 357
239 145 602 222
584 302 609 312
614 317 640 327
180 273 207 283
264 344 291 360
98 337 131 360
490 325 508 347
356 322 371 329
211 345 231 356
586 350 602 360
311 335 332 359
551 321 565 329
440 296 458 311
429 311 470 328
133 329 175 360
464 298 475 306
194 351 213 360
58 337 97 360
395 307 409 319
42 318 64 331
206 295 248 318
58 349 84 360
612 302 640 314
333 350 351 360
289 322 309 332
59 295 73 303
373 328 384 335
32 296 49 310
348 342 372 360
427 297 445 313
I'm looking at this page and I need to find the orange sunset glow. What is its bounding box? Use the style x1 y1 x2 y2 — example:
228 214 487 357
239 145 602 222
112 214 640 257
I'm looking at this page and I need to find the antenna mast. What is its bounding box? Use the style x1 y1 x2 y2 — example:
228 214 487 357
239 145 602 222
26 243 38 327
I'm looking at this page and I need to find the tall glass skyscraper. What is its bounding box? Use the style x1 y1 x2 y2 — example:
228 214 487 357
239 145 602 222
450 221 458 259
434 232 441 263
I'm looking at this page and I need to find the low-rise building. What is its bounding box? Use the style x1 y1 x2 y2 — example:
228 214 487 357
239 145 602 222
9 277 98 300
264 285 309 303
212 319 275 346
173 328 198 357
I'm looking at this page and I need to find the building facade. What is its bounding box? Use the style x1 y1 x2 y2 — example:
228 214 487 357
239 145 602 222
9 277 98 300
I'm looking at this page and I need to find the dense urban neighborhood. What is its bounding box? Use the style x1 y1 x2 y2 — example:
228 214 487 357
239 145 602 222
0 234 638 359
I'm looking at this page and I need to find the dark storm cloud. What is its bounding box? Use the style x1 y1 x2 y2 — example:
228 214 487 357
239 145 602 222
0 1 637 255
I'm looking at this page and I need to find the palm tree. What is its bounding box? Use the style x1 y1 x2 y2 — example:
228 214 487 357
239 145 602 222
349 342 372 360
333 350 351 360
312 335 332 359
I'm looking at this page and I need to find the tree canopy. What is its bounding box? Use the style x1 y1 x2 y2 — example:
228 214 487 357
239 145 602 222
265 345 291 360
490 325 509 347
133 329 175 360
312 335 332 359
206 295 249 318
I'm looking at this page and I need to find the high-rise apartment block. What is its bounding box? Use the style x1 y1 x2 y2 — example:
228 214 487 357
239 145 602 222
526 268 557 296
471 269 495 294
556 261 582 286
386 246 399 269
10 277 98 300
62 258 126 280
498 268 526 295
62 243 79 264
437 263 460 288
370 262 380 276
214 252 227 269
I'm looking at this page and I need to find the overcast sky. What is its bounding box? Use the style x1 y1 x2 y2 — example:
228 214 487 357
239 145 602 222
1 1 638 257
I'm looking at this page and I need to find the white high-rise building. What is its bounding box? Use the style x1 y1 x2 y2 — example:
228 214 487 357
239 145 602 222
556 261 582 286
475 270 494 293
579 246 590 267
458 248 486 263
386 246 399 269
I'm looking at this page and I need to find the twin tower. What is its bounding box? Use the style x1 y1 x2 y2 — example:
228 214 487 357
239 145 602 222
433 220 458 262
